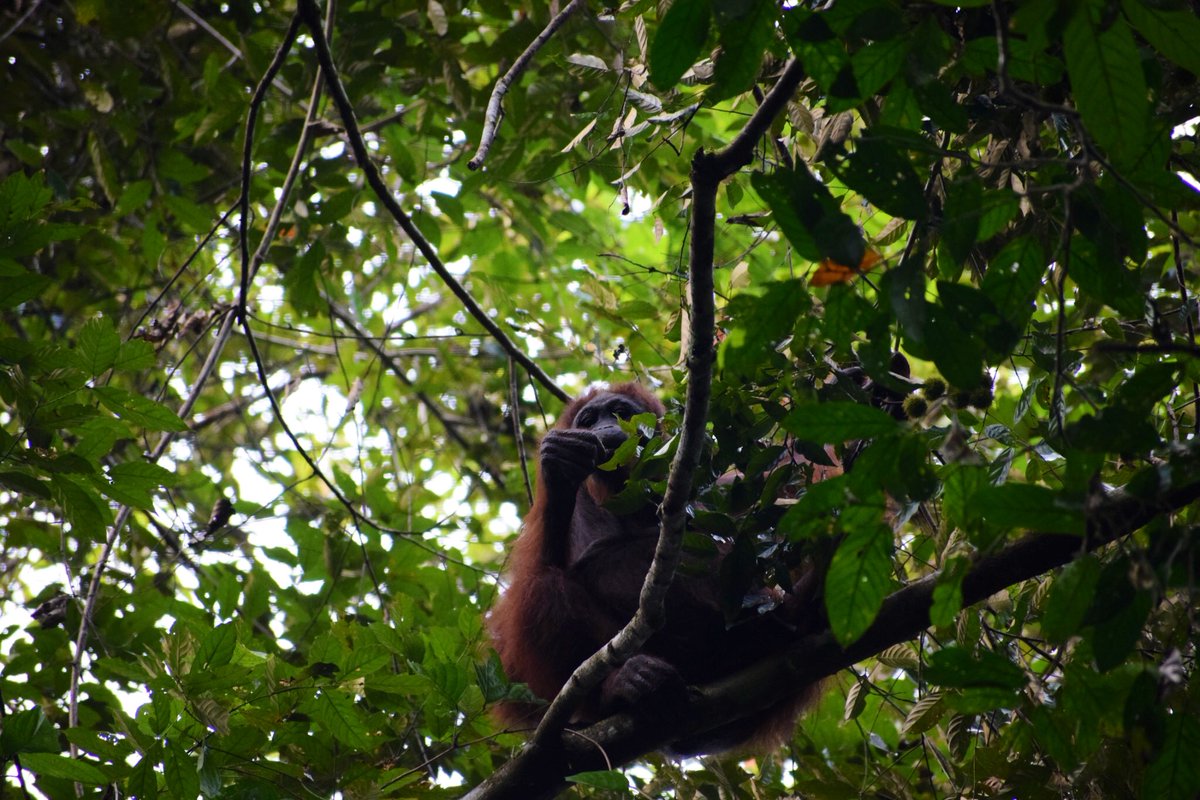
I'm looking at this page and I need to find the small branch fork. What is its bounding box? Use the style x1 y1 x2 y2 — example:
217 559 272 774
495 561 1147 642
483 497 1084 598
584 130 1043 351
468 0 588 170
464 56 810 800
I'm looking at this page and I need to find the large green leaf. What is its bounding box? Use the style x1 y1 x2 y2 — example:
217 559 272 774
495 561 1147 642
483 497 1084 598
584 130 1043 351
1065 0 1148 165
825 508 892 646
649 0 711 89
751 168 866 267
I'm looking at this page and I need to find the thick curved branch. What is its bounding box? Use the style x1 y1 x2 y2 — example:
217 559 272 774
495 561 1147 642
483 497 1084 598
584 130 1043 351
295 0 569 404
519 137 723 749
709 58 806 177
470 464 1200 799
469 0 588 170
466 49 811 800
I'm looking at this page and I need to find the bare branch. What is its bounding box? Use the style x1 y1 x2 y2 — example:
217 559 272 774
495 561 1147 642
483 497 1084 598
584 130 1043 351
295 0 569 404
468 0 588 170
0 0 44 47
170 0 293 97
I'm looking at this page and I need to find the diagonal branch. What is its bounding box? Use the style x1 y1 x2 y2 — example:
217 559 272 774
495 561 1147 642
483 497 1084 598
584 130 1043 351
470 457 1200 799
325 299 509 489
468 0 588 170
466 50 811 800
294 0 569 404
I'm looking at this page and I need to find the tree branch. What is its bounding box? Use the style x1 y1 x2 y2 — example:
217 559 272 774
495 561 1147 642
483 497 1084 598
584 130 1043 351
466 50 811 800
470 460 1200 799
468 0 588 170
295 0 569 404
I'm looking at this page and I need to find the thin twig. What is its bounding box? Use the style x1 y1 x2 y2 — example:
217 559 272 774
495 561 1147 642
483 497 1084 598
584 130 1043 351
751 84 794 171
1051 195 1071 438
468 0 588 170
130 206 237 339
170 0 293 97
67 11 316 772
295 0 569 404
991 0 1076 118
238 14 303 313
509 357 534 506
0 0 44 46
1093 341 1200 357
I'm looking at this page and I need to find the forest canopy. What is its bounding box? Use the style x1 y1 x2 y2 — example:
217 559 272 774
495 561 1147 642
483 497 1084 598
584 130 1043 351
1 0 1199 798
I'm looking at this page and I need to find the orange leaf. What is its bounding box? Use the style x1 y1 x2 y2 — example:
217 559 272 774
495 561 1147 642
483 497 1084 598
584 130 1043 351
809 249 882 287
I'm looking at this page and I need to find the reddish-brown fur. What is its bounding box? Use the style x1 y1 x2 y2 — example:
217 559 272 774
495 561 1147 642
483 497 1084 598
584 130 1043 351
487 383 820 753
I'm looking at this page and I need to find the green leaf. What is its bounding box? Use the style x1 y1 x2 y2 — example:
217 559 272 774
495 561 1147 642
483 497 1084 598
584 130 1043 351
824 506 892 645
972 483 1085 535
165 739 201 800
1086 571 1152 671
924 647 1026 690
0 709 60 757
710 0 776 101
751 168 865 267
1144 715 1200 800
163 194 214 233
900 693 946 737
103 461 176 509
848 434 937 504
929 556 969 628
836 133 926 219
114 338 157 372
1067 405 1162 454
284 244 322 314
980 236 1045 335
0 270 52 309
114 180 153 217
850 36 908 99
939 176 981 264
1121 0 1200 76
94 386 188 432
1064 0 1148 165
717 279 812 376
923 304 984 388
781 402 899 443
1040 554 1101 643
649 0 711 89
941 464 989 533
366 673 434 696
0 470 51 501
193 622 237 673
19 752 110 784
75 318 121 375
127 749 160 799
301 690 373 751
1069 235 1142 316
52 474 113 539
937 281 1019 359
